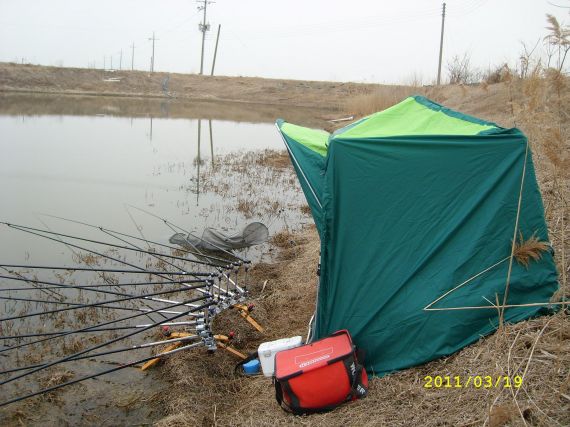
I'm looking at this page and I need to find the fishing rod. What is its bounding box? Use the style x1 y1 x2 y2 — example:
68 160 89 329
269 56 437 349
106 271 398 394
0 282 209 323
41 212 232 265
0 295 186 316
35 215 249 299
127 205 250 264
0 334 201 375
0 340 205 408
124 206 249 297
0 273 208 313
0 267 160 326
32 215 170 322
4 221 229 270
97 226 237 298
94 220 237 300
0 321 200 339
0 266 64 300
0 273 206 307
0 289 212 356
111 209 245 296
3 222 231 304
0 276 202 291
2 224 215 291
123 210 245 298
0 264 211 277
0 297 215 387
0 261 223 307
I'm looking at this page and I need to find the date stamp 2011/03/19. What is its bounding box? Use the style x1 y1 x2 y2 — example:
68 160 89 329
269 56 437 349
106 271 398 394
423 375 523 389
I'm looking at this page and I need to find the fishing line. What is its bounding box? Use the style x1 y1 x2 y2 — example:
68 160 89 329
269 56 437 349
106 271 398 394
38 213 243 296
127 205 249 263
125 206 249 294
40 213 231 265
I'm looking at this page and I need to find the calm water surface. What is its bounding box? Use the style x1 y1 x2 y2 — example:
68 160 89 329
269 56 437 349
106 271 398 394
0 113 307 264
0 100 310 425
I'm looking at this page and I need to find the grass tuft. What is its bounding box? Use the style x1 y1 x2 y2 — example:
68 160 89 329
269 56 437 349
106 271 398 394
513 232 550 268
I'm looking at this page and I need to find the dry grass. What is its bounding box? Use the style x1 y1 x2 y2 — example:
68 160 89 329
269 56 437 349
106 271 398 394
237 198 255 219
514 233 550 269
342 85 441 118
256 150 292 170
155 72 569 427
38 369 75 403
270 229 296 249
156 226 569 426
299 205 311 216
155 225 319 426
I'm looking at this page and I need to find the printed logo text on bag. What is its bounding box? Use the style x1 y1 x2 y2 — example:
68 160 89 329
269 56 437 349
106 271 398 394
299 354 330 368
294 347 334 368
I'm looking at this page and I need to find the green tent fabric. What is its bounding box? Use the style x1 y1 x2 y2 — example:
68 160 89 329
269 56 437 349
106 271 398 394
276 95 559 376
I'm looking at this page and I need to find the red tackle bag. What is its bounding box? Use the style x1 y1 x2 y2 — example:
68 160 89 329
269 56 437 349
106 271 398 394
274 330 368 415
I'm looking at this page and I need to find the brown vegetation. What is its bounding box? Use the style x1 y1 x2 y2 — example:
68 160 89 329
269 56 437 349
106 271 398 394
156 225 318 426
0 62 380 111
156 225 569 426
514 233 550 269
155 65 569 426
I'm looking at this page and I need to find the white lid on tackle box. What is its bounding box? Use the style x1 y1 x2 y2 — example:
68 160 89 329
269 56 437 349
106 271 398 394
258 336 303 377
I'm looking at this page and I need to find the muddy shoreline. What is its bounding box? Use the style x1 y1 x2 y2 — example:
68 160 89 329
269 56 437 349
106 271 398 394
0 92 332 128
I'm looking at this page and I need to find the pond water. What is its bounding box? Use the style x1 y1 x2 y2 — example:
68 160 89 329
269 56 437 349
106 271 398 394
0 96 316 425
0 113 308 264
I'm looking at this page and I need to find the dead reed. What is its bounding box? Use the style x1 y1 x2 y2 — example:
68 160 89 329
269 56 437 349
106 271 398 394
513 233 550 269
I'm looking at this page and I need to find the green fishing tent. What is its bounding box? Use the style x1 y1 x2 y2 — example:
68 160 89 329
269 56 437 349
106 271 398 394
276 96 559 376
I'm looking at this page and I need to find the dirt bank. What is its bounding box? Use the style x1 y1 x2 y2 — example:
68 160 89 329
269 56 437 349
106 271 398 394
0 62 377 110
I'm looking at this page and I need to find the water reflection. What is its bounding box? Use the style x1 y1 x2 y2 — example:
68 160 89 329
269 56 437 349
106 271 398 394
0 111 309 267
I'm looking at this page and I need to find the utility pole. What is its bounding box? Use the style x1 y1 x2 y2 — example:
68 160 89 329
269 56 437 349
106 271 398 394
197 0 213 75
131 43 135 70
210 24 221 76
110 55 113 70
197 119 202 205
436 2 446 86
103 56 106 70
119 49 123 70
149 32 158 73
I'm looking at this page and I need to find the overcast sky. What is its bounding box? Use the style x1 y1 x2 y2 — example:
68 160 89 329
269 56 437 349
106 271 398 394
0 0 568 83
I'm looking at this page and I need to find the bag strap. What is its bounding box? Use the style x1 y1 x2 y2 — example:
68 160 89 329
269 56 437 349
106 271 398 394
342 351 368 400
